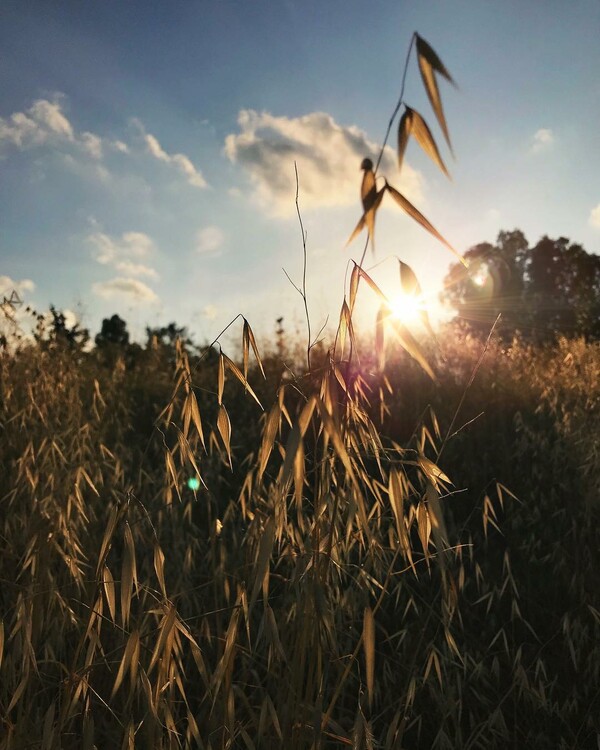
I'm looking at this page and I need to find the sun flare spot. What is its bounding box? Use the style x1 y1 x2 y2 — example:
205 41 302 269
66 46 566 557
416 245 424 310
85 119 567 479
187 476 201 491
388 293 424 324
471 262 489 287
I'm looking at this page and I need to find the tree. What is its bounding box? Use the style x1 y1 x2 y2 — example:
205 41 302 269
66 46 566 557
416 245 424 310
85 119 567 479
526 236 600 340
95 314 130 349
145 322 192 348
442 230 600 341
35 305 90 352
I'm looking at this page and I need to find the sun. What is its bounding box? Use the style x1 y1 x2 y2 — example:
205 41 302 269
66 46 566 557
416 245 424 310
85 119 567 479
471 261 490 287
388 293 424 324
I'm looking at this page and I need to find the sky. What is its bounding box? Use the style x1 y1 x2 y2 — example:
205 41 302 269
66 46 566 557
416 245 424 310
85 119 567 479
1 0 600 349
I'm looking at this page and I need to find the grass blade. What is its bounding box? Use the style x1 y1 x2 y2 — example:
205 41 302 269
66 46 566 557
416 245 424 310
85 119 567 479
363 606 375 710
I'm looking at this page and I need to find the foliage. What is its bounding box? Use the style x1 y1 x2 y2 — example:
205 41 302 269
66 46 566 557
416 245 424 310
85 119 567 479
95 314 130 349
32 305 90 352
443 230 600 342
146 322 194 351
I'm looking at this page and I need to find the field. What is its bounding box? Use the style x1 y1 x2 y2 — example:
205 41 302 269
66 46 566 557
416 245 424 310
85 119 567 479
1 320 599 749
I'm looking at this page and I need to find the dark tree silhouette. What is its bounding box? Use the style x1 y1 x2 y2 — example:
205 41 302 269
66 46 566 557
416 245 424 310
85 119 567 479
36 306 89 351
95 314 130 349
443 230 600 341
145 322 193 349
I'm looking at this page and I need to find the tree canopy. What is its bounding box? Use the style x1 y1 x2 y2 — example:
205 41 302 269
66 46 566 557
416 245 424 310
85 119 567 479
95 314 130 349
443 230 600 341
34 305 90 352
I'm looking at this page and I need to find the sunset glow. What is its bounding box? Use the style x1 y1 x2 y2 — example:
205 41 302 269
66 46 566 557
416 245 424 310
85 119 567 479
471 262 490 287
388 293 425 324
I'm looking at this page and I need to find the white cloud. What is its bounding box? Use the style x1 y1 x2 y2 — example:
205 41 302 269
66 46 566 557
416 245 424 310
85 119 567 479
112 140 129 154
145 133 169 161
171 153 206 188
80 131 103 159
88 232 117 264
92 277 158 303
39 307 79 330
115 260 159 279
0 276 37 341
121 231 154 257
0 102 61 149
196 226 224 255
62 152 110 183
0 98 78 152
1 98 209 192
133 120 208 188
202 304 218 320
29 99 74 140
87 231 159 292
224 109 423 217
0 98 139 176
0 112 36 147
0 97 120 186
62 309 78 329
485 208 501 222
531 128 554 153
589 203 600 229
88 230 155 265
0 275 35 298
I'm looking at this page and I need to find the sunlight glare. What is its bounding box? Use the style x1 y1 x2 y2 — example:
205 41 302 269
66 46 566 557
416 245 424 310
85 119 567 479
471 262 489 287
389 293 424 324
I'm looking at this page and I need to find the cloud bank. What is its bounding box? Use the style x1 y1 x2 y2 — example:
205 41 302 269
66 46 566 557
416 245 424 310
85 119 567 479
224 109 423 217
0 96 207 190
0 97 124 162
0 99 73 148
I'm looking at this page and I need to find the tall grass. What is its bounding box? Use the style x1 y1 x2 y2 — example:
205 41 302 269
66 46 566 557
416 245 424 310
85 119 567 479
1 318 599 748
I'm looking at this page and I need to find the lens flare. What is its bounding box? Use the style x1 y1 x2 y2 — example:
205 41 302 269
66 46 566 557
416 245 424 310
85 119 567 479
472 262 489 287
388 293 423 323
187 476 201 491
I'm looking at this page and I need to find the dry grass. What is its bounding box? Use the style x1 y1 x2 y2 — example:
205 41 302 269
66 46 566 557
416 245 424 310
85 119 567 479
1 305 599 749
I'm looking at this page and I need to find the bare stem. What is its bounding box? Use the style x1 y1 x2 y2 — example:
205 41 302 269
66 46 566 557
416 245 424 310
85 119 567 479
358 31 417 270
294 161 312 371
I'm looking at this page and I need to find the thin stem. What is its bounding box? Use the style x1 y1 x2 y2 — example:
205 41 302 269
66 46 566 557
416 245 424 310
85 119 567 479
358 31 417 271
374 32 417 175
294 161 312 371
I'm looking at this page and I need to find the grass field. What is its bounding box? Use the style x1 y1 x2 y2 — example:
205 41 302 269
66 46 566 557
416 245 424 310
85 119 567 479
1 317 598 748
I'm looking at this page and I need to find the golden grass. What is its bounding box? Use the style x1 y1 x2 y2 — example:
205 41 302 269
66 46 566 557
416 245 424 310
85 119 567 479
1 306 599 748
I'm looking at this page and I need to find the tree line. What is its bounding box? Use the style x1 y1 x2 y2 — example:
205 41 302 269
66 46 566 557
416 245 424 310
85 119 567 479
8 228 597 356
443 229 600 341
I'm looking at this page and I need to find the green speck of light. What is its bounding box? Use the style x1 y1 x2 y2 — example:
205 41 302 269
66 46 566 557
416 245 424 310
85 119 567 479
187 476 201 491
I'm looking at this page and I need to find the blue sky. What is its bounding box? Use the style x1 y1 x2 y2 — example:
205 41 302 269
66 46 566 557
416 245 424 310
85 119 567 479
2 0 600 347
